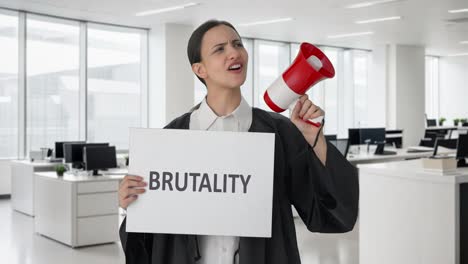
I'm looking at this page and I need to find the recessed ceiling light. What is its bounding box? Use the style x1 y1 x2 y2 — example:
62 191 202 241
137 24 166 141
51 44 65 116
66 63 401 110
237 18 294 27
355 16 402 24
448 8 468 14
447 52 468 57
136 3 199 16
327 31 374 39
460 41 468 44
345 0 403 9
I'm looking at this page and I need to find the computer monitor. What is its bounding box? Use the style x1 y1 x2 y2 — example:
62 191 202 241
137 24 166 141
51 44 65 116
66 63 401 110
361 128 386 144
348 128 386 145
348 129 362 146
84 146 117 175
457 134 468 167
433 138 458 156
64 143 109 168
55 141 85 158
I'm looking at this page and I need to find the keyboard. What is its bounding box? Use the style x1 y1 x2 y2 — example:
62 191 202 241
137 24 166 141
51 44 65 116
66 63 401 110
103 168 128 175
374 150 397 155
407 146 434 153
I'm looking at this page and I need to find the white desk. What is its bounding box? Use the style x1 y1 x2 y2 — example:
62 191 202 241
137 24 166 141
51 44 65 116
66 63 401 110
10 160 58 216
347 146 454 165
34 172 125 247
358 159 468 264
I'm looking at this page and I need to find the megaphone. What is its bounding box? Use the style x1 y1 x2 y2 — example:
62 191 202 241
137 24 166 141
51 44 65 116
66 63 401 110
263 42 335 127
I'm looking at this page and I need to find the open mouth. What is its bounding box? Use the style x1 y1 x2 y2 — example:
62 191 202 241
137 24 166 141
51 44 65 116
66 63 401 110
228 64 242 71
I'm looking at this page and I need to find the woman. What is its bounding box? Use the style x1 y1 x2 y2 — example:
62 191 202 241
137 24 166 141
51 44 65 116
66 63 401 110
119 20 359 264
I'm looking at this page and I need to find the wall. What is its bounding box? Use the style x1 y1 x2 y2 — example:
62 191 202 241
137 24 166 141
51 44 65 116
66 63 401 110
387 44 425 147
368 45 387 128
148 23 194 128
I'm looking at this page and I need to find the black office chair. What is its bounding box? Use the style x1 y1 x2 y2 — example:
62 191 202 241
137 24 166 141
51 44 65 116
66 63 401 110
325 134 337 141
463 122 468 127
419 131 444 147
329 138 349 158
385 137 403 148
433 138 458 156
426 119 437 127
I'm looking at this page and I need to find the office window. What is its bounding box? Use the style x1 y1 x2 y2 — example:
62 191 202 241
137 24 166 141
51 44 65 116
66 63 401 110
0 12 18 158
425 56 439 119
26 15 80 152
87 24 145 149
194 38 254 106
320 47 340 135
254 40 290 114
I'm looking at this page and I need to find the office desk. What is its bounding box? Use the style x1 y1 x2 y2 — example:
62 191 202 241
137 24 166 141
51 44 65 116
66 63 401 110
358 159 468 264
34 172 125 247
347 146 454 165
10 160 57 216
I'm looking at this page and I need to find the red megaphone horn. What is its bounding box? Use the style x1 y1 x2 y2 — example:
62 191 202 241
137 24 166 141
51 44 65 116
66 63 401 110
263 42 335 127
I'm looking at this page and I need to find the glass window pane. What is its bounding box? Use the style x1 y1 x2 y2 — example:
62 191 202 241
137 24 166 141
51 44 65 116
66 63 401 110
0 12 18 158
87 24 145 149
26 15 80 152
321 47 340 135
254 40 290 115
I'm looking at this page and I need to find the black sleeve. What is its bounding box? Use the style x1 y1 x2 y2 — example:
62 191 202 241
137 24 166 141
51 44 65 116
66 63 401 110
119 217 153 264
280 120 359 233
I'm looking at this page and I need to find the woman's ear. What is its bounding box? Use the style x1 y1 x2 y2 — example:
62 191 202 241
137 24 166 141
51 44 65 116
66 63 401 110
192 63 208 79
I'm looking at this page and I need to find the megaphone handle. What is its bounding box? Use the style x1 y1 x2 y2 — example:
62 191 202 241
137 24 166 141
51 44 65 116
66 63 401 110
305 116 324 128
289 99 324 128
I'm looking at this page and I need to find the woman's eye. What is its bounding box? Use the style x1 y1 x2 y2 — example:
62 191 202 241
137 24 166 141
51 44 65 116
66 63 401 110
236 43 244 47
216 47 224 52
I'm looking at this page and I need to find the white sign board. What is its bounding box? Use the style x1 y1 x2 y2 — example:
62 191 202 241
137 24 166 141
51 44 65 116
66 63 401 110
126 128 275 237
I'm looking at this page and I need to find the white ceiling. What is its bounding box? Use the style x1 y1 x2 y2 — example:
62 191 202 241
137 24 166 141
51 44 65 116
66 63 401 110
1 0 468 56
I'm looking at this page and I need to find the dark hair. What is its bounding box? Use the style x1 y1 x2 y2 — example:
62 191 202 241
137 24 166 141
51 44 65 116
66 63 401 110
187 20 240 85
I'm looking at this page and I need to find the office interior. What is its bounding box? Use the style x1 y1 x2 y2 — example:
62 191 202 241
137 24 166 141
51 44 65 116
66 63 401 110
1 0 468 263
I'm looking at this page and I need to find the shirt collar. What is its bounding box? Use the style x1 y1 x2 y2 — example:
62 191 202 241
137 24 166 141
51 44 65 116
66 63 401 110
195 96 252 131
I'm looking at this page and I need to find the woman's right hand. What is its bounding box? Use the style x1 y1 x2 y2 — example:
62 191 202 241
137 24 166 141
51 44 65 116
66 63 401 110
119 175 147 209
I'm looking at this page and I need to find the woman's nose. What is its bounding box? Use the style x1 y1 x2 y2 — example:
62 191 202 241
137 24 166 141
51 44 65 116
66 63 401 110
227 45 240 60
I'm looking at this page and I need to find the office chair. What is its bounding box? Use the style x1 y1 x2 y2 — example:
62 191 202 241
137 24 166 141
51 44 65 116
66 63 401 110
433 138 458 156
330 138 349 158
419 131 444 148
426 119 437 127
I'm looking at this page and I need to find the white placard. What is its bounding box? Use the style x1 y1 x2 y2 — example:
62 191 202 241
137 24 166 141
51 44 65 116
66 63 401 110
126 128 275 237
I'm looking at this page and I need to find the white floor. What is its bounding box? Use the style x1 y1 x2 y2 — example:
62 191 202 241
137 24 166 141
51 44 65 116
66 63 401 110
0 198 358 264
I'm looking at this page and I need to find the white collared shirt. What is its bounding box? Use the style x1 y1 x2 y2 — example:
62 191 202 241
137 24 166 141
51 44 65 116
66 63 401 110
190 96 252 264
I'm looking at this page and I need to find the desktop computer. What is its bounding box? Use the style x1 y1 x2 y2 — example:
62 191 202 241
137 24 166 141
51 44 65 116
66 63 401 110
64 142 109 168
83 146 117 176
55 141 85 159
348 128 396 155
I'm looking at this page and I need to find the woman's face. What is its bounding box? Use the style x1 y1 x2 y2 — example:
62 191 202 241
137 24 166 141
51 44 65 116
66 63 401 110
194 25 248 90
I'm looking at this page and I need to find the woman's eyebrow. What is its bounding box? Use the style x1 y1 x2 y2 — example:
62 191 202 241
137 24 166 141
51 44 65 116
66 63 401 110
212 42 227 50
211 39 241 50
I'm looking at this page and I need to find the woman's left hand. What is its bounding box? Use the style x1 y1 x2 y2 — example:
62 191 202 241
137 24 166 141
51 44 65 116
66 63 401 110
290 94 326 148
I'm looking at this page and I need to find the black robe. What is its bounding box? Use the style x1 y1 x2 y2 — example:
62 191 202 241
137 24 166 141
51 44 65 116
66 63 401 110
120 107 359 264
